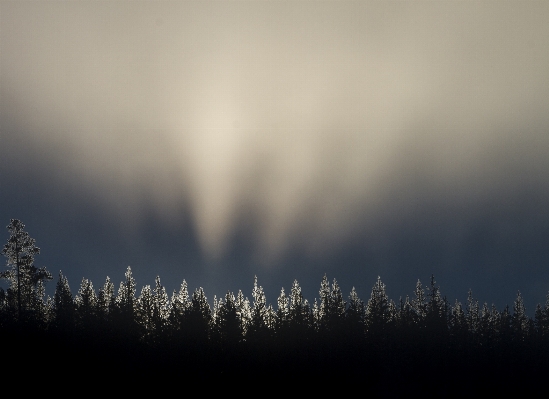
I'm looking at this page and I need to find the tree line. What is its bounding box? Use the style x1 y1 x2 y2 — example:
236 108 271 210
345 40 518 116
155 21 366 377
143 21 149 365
2 219 548 387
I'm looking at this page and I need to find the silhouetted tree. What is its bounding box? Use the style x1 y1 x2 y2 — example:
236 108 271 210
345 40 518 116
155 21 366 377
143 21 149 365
248 276 269 342
137 284 154 341
276 287 290 333
466 289 480 341
327 278 346 334
449 300 467 346
97 276 116 330
32 280 48 329
288 279 311 334
412 279 427 331
235 289 250 336
316 274 331 331
185 287 211 344
345 286 365 340
365 276 390 337
395 296 414 332
500 305 512 345
478 302 493 348
315 275 346 335
425 275 447 339
52 272 74 333
534 301 549 341
1 219 52 324
542 292 549 337
75 278 98 333
214 291 242 347
265 304 276 331
168 279 191 336
489 304 501 346
113 266 137 338
511 291 528 343
152 276 169 342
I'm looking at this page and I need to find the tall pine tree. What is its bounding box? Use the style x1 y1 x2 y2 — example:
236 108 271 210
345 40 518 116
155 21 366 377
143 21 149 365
75 278 97 333
1 219 52 324
52 272 74 333
365 276 390 339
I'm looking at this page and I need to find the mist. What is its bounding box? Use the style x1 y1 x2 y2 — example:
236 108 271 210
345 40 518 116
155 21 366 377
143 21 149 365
2 2 549 308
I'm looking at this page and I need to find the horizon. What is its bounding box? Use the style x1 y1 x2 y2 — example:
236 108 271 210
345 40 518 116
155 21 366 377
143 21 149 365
2 2 549 315
0 219 545 318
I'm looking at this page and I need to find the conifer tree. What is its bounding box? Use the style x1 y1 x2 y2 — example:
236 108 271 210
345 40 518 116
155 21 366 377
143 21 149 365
479 302 493 347
395 296 414 331
500 305 512 344
186 287 211 344
249 276 268 339
152 276 169 340
116 267 136 313
114 266 137 337
388 299 397 328
137 285 154 340
317 274 331 329
32 279 48 329
52 272 75 332
534 292 549 341
312 298 320 331
168 280 191 334
412 279 427 330
327 278 346 332
212 295 220 324
1 219 52 323
44 295 54 326
214 291 242 346
288 280 310 331
347 287 363 317
265 304 276 331
511 291 528 343
276 287 290 333
425 275 447 336
289 280 303 315
302 299 312 331
97 276 115 328
235 289 250 336
466 289 480 338
75 278 98 332
450 300 467 345
365 276 390 338
489 304 501 346
346 287 365 339
534 303 548 340
178 280 191 309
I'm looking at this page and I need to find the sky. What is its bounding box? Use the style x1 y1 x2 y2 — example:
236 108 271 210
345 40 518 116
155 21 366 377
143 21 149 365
1 1 549 313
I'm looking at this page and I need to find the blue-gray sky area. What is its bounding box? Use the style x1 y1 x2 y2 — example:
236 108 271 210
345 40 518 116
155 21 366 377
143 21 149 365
1 1 549 312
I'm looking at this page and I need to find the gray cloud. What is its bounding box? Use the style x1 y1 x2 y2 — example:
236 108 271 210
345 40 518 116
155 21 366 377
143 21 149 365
2 0 549 283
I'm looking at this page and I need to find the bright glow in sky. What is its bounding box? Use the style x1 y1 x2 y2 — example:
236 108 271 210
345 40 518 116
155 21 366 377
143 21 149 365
2 1 549 268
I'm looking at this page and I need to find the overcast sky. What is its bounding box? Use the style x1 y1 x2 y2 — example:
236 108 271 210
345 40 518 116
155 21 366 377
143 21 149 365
2 1 549 312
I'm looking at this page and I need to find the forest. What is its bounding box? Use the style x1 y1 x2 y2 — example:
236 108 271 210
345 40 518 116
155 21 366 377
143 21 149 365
2 219 548 390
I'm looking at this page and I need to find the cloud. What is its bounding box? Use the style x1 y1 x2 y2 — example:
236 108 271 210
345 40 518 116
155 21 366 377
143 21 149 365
2 1 549 269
